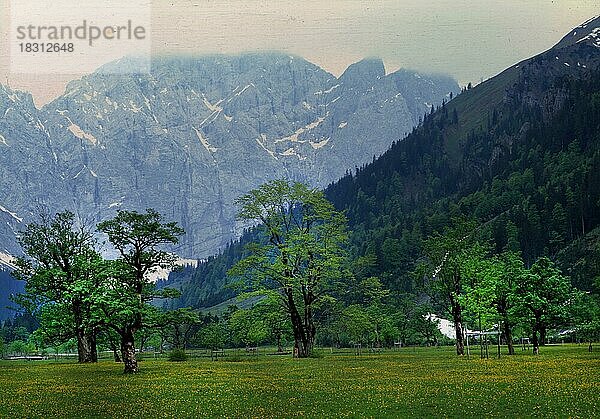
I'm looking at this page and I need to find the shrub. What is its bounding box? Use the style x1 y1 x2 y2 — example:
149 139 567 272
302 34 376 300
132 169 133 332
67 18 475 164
309 349 325 358
167 349 188 362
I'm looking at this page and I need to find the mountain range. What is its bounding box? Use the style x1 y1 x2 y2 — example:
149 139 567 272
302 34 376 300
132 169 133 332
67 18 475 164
0 54 458 259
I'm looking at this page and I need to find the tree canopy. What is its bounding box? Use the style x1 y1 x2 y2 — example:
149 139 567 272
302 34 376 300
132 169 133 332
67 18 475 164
229 180 349 357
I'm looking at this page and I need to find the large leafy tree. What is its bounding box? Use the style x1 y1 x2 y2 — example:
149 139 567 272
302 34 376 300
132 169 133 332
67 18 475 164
460 248 524 354
512 257 574 354
156 308 201 350
229 180 349 358
489 252 525 355
419 219 481 355
13 210 103 363
97 209 183 373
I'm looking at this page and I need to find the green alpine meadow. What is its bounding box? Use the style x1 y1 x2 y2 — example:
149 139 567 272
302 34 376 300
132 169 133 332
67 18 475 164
1 346 598 418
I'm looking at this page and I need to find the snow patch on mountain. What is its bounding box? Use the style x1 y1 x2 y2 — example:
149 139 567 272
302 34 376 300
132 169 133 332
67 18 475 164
577 27 600 47
274 114 328 144
67 119 98 145
73 165 98 179
0 205 22 223
314 84 340 95
202 95 224 113
426 314 456 339
128 100 143 113
193 127 218 153
256 135 278 160
309 138 330 149
281 147 306 160
146 256 199 282
0 252 17 270
234 84 254 97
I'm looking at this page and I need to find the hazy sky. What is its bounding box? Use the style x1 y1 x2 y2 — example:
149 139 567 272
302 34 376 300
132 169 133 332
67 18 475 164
1 0 598 106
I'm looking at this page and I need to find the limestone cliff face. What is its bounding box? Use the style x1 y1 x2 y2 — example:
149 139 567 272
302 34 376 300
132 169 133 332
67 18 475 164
0 53 458 257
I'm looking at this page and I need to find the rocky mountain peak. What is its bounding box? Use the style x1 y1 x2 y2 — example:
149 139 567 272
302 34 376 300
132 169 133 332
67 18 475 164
554 15 600 50
340 58 386 85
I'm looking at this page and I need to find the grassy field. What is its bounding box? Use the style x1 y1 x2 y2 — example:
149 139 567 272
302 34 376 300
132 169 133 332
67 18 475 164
0 345 598 418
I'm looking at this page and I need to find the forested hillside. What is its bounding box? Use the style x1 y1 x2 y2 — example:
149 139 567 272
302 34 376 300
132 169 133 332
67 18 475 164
326 67 600 294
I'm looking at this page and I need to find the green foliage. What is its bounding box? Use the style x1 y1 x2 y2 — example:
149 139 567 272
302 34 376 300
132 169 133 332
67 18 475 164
167 348 188 362
228 180 350 357
8 340 29 356
155 308 201 350
97 209 184 288
194 321 227 350
12 210 103 362
338 305 372 344
571 292 600 343
228 309 268 347
251 292 293 350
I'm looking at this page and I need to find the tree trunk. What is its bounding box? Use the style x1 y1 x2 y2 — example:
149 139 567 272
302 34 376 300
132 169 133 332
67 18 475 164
276 334 283 353
173 327 182 350
290 312 306 357
108 338 121 362
303 302 316 357
532 330 539 355
287 291 310 358
74 300 97 363
539 325 547 346
503 317 515 355
297 336 313 358
77 329 97 363
120 329 139 373
498 298 514 355
451 299 465 356
89 331 98 362
450 269 465 356
532 317 540 355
